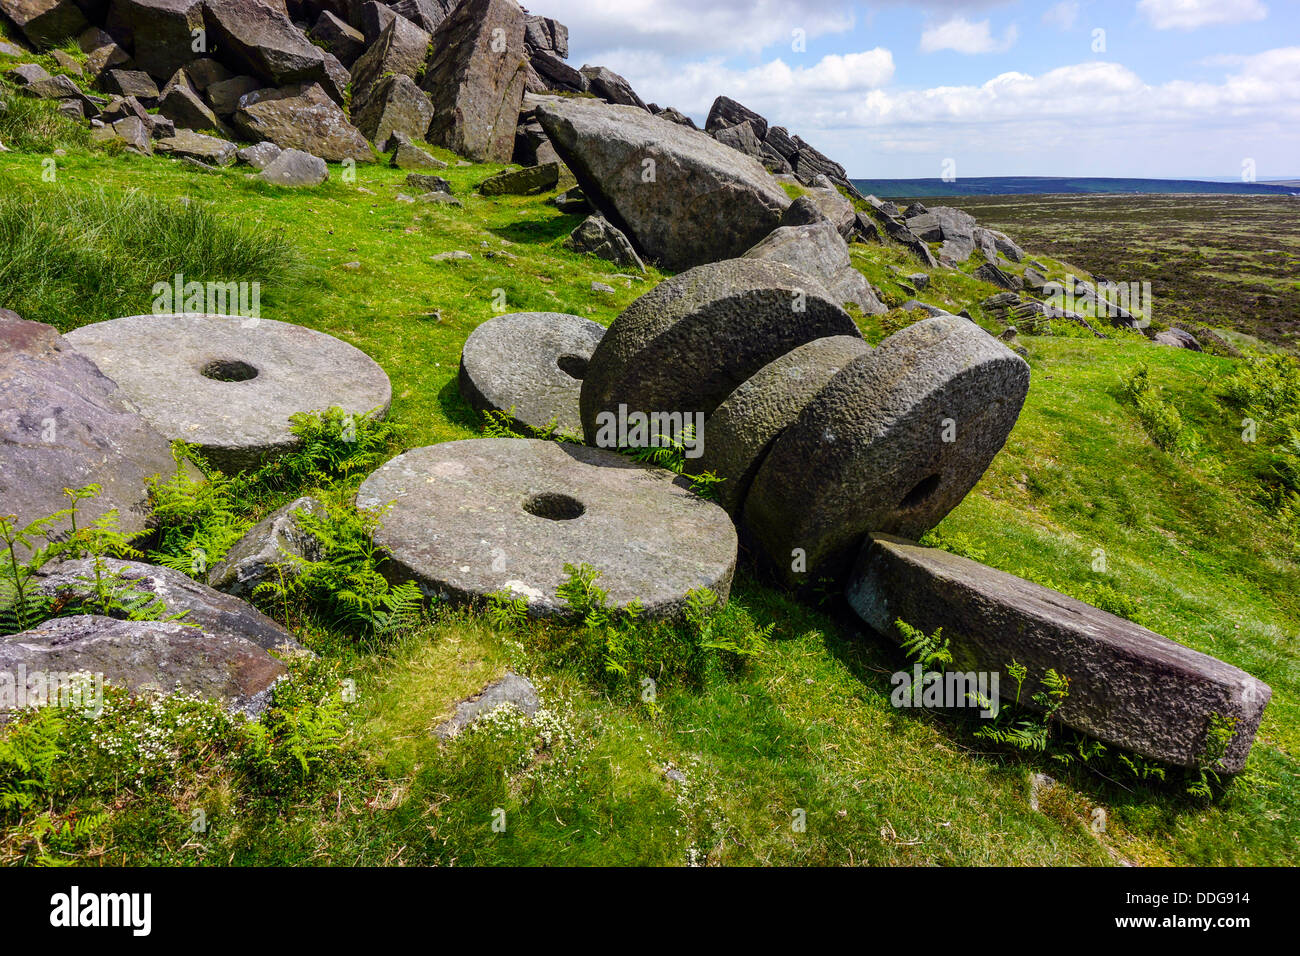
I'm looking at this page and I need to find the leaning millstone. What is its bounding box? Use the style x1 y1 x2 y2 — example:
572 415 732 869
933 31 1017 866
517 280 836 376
433 671 540 739
535 95 791 270
845 534 1272 772
64 314 392 473
743 221 886 314
564 215 645 272
0 615 286 718
579 258 858 444
744 316 1030 587
685 335 870 514
259 147 328 186
154 129 238 166
479 161 563 196
236 140 281 169
357 438 737 619
32 558 306 657
458 311 605 435
207 496 326 599
0 313 178 550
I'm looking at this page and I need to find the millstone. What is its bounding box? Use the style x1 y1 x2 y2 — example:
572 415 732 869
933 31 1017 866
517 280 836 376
684 335 871 514
457 312 606 436
846 534 1272 772
579 258 860 444
744 317 1030 587
65 314 392 471
356 438 737 618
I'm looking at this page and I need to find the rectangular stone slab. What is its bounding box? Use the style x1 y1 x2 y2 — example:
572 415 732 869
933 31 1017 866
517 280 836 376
846 533 1271 772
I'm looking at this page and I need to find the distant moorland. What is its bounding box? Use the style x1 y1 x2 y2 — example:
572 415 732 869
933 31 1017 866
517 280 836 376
852 176 1300 198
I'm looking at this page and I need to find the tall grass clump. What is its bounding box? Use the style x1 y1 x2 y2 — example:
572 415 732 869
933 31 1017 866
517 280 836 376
0 82 90 153
0 184 303 330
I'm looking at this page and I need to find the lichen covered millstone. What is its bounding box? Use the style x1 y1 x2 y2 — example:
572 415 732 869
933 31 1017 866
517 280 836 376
356 438 737 619
457 312 606 436
744 316 1031 587
64 314 392 472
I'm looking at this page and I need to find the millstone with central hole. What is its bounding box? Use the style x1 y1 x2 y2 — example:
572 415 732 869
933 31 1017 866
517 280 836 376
458 312 606 436
743 316 1030 588
65 314 392 471
356 438 738 618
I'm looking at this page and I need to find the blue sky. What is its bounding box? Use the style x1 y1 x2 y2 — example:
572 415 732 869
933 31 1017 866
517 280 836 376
538 0 1300 180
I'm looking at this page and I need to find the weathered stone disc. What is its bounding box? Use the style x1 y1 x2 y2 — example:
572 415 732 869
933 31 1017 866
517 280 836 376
579 258 861 444
744 316 1030 587
847 534 1271 771
684 335 871 514
458 311 606 436
357 438 737 618
65 314 392 472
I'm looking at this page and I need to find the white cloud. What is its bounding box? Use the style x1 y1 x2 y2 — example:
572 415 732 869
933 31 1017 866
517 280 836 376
1042 2 1080 30
1137 0 1268 30
920 17 1019 54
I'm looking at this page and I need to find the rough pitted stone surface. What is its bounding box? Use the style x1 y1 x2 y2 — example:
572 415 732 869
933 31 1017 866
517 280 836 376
685 335 870 514
33 558 306 657
0 313 178 549
706 95 768 139
536 96 792 270
65 314 392 472
259 147 328 186
779 195 828 227
100 69 159 101
0 615 286 717
421 0 529 163
458 311 605 435
154 129 237 165
349 12 430 105
236 140 281 169
579 259 857 443
434 671 539 738
208 496 326 599
743 221 886 314
1 0 86 48
479 161 563 196
234 83 372 163
203 0 347 102
105 0 202 80
801 183 856 237
351 73 432 149
564 215 645 272
393 0 458 34
846 534 1272 772
206 74 260 116
357 438 737 619
407 172 450 191
745 316 1030 586
975 262 1022 291
579 64 645 109
309 10 365 68
389 132 441 169
158 68 233 138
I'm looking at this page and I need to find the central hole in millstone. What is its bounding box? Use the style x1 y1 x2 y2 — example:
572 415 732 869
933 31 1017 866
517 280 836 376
900 473 941 509
200 359 259 382
522 492 585 521
557 354 588 380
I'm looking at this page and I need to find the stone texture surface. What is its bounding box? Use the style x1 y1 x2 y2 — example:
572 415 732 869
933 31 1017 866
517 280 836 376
479 161 563 196
309 10 365 68
421 0 529 162
743 221 886 314
207 496 326 599
564 215 645 272
205 74 260 115
0 614 286 717
0 313 178 548
105 0 202 80
579 258 857 443
158 67 233 137
351 73 432 149
686 335 870 515
236 139 281 169
154 128 237 165
357 438 737 619
349 11 429 105
389 132 440 168
1 0 87 49
234 82 372 163
535 96 792 270
458 311 605 435
846 534 1272 772
32 557 306 656
433 670 539 738
202 0 347 101
65 314 392 472
744 316 1031 586
579 64 646 109
259 146 328 186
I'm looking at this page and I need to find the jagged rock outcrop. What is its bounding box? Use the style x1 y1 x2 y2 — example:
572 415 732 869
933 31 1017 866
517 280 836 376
234 82 372 162
203 0 348 103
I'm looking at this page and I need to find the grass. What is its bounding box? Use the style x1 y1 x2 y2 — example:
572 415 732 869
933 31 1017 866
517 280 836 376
1 113 1298 866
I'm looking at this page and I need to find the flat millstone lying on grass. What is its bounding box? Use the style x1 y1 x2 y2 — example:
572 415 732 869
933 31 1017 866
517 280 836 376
846 534 1272 772
458 311 605 435
744 316 1030 587
357 438 738 619
65 314 392 472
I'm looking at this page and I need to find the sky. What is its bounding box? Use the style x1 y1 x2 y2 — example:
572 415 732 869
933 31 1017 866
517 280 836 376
535 0 1300 180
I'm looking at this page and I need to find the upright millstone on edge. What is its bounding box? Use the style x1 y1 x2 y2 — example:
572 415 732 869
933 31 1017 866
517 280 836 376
846 534 1272 772
356 438 737 620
